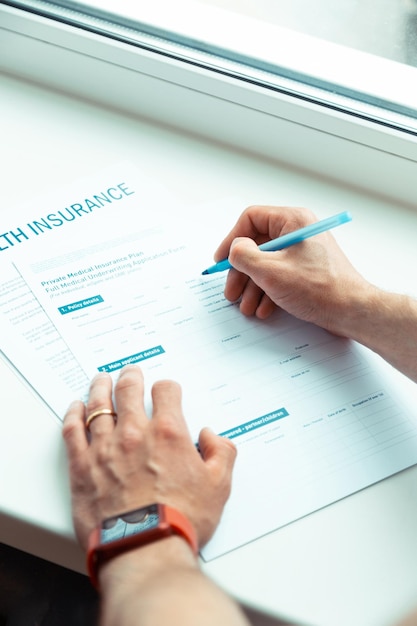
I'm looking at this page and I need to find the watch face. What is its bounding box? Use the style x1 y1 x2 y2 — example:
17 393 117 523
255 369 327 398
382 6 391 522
100 503 160 544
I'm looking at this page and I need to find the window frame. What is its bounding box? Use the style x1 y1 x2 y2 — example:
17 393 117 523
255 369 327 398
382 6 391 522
1 1 417 207
4 0 417 124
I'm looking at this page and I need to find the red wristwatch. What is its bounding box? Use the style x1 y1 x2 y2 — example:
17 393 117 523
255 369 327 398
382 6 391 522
87 503 198 589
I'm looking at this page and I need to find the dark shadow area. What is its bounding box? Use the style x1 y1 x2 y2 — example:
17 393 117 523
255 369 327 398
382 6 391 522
0 542 307 626
0 543 99 626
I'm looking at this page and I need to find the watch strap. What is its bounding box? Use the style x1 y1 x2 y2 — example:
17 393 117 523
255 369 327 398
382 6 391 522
87 503 198 589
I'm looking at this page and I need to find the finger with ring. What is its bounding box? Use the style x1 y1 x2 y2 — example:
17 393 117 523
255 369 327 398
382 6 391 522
85 408 118 431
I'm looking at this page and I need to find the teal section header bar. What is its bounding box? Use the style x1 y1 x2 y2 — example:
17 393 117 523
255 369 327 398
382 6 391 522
98 346 165 372
220 408 289 440
58 294 103 314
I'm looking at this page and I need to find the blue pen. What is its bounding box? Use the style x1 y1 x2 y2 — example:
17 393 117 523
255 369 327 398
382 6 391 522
201 211 352 275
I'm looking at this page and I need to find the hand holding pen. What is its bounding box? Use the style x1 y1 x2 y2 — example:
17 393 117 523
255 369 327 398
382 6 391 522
203 210 351 274
205 205 367 335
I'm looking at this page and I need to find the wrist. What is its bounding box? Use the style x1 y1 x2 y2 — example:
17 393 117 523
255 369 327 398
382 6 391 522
325 280 379 340
97 535 250 626
329 284 417 382
99 534 199 595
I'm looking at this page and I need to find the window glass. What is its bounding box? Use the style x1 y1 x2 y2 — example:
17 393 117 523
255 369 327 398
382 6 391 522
203 0 417 68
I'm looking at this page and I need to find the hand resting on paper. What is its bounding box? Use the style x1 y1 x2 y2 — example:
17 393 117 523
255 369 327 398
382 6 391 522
62 365 246 626
214 205 417 383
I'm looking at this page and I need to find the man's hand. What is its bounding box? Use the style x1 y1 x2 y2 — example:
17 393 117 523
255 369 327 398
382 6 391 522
214 205 368 333
63 365 237 552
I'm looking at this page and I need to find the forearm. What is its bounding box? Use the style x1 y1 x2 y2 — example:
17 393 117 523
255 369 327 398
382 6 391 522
99 537 249 626
330 283 417 383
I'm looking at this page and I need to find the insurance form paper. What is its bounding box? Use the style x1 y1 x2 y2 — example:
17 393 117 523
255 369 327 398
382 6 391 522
0 162 176 417
0 261 89 417
14 178 417 561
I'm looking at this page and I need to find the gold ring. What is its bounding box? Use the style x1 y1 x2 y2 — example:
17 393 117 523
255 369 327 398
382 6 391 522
85 408 117 431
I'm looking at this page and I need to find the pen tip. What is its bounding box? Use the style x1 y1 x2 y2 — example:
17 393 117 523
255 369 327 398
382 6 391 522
202 270 208 275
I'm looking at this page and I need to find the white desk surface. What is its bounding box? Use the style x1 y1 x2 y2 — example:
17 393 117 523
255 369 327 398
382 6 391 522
1 72 417 626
